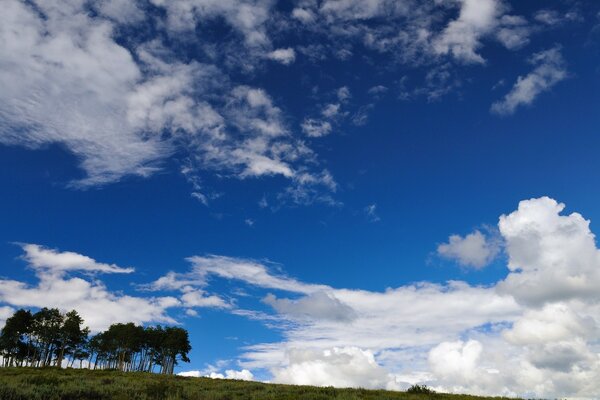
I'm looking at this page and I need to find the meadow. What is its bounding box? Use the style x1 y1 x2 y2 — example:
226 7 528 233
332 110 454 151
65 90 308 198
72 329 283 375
0 367 523 400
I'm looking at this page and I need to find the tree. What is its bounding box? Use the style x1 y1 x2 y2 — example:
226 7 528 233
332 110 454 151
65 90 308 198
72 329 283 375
0 309 33 367
31 308 63 367
56 310 89 368
0 308 190 374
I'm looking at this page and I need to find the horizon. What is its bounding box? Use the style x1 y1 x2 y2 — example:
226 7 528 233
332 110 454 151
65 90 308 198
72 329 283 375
2 0 600 398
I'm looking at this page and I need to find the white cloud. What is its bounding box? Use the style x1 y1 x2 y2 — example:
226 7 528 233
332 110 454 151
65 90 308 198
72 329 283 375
0 0 168 187
263 291 356 322
150 0 273 47
187 255 329 294
292 8 316 24
0 306 15 328
437 230 500 269
495 15 530 50
179 368 254 381
433 0 501 64
534 9 580 26
0 245 180 332
267 48 296 65
368 85 388 96
20 243 134 275
491 46 567 115
300 86 352 138
184 196 600 399
272 347 395 389
0 0 335 204
8 197 600 398
301 119 332 137
496 196 600 306
364 204 381 222
337 87 351 102
428 340 482 382
321 103 341 118
94 0 145 24
181 291 231 309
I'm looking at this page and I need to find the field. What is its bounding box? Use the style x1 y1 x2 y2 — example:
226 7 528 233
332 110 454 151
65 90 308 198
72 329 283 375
0 368 521 400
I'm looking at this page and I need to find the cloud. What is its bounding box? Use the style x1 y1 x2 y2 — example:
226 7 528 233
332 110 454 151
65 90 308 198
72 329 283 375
437 230 500 269
301 87 353 138
179 368 254 381
368 85 388 96
496 196 600 306
0 0 335 204
180 291 231 309
433 0 501 64
263 291 357 322
0 0 168 186
272 347 397 389
301 119 332 137
20 243 134 275
364 204 381 222
495 15 530 50
267 48 296 65
0 0 547 205
0 306 15 328
491 46 567 115
94 0 145 24
150 0 273 47
187 255 328 294
534 9 581 27
5 197 600 397
199 196 600 399
428 340 482 382
0 245 180 332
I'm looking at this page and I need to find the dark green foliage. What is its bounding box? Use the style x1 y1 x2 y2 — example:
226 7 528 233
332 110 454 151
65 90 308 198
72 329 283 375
0 368 522 400
0 309 190 375
407 385 435 394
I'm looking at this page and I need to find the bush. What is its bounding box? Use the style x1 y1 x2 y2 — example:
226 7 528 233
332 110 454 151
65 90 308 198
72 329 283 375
407 384 435 394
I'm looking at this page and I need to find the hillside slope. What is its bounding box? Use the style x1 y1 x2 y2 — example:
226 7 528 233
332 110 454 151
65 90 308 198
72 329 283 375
0 368 520 400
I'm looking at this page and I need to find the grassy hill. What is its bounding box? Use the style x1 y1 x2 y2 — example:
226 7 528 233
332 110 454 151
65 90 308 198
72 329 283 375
0 368 519 400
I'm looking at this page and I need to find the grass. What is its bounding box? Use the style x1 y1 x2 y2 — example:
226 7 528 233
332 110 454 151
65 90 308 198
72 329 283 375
0 367 520 400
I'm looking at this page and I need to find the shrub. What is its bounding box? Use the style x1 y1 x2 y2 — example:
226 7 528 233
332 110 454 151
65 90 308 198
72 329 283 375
407 384 435 394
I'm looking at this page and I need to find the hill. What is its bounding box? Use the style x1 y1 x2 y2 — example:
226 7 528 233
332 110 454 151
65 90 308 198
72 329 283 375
0 367 520 400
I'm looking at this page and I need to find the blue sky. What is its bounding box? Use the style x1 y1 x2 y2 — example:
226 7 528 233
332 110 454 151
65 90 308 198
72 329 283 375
2 0 600 397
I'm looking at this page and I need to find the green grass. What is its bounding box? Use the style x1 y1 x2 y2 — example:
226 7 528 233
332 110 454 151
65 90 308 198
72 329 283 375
0 368 519 400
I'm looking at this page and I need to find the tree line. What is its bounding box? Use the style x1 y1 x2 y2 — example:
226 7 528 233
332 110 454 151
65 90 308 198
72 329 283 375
0 308 191 374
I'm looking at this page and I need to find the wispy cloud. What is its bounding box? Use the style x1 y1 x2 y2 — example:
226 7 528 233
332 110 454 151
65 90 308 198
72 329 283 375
491 46 567 115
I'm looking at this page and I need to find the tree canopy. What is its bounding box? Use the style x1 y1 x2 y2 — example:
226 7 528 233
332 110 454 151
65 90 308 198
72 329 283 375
0 308 190 374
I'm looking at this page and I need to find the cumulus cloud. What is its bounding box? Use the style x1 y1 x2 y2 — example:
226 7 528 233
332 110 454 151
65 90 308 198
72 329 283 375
437 230 500 269
429 340 483 382
491 46 567 115
272 347 396 389
496 196 600 306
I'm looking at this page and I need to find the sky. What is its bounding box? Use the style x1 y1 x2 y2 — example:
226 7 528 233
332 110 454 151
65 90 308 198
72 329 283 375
1 0 600 398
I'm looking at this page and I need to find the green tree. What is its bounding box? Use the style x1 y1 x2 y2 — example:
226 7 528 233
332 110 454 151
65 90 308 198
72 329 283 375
0 309 33 367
